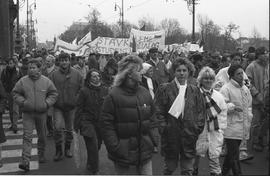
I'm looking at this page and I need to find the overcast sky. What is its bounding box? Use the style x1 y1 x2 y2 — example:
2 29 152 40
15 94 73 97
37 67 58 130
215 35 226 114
19 0 269 42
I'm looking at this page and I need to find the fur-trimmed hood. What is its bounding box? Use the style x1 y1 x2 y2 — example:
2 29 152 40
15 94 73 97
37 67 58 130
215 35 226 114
113 55 142 87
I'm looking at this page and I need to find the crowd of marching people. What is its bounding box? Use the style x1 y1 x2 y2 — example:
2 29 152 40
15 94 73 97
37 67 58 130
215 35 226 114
0 45 268 176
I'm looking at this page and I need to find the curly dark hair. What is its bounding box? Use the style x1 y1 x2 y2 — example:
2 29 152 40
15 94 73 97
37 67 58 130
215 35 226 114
228 64 243 79
171 57 195 77
58 52 70 60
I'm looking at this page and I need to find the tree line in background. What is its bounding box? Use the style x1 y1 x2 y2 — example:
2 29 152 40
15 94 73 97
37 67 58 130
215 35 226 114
59 8 269 53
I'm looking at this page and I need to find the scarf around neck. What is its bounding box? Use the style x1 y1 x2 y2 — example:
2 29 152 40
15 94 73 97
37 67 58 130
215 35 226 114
143 75 154 99
168 78 187 119
200 87 221 131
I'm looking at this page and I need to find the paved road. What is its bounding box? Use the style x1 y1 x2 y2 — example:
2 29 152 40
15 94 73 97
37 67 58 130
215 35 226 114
1 112 269 175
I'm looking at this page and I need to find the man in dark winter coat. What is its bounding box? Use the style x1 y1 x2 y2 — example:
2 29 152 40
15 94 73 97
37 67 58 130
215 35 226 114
146 47 169 85
155 57 206 175
1 58 21 133
50 52 83 162
100 55 155 175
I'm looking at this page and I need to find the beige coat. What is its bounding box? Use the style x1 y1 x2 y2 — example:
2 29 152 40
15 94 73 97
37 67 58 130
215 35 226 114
220 79 253 140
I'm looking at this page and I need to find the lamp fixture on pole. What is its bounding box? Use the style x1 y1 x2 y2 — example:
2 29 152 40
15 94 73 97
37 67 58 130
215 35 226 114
114 0 124 37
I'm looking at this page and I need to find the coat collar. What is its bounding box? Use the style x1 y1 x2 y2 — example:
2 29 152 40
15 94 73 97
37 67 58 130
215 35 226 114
230 79 243 88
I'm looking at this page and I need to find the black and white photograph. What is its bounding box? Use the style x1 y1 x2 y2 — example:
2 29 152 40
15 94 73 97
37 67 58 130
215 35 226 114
0 0 269 175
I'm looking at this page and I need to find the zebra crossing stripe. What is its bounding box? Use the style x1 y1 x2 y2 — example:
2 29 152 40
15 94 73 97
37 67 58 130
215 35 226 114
0 161 39 174
2 119 23 124
2 148 38 158
3 124 23 129
4 138 38 146
4 130 37 136
1 113 39 173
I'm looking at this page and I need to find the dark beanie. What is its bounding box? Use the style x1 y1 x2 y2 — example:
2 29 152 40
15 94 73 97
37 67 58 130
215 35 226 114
248 46 256 53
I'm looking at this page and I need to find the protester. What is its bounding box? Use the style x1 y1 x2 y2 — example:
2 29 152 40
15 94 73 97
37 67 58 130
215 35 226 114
42 55 59 137
220 64 253 176
154 57 205 175
163 51 172 71
215 52 253 160
147 47 169 85
70 53 77 67
216 53 231 73
100 55 155 175
113 51 121 62
101 58 118 89
246 46 269 152
215 52 250 91
263 81 269 159
0 80 6 168
88 53 99 70
12 59 58 171
73 56 89 79
50 52 83 162
193 66 227 176
74 69 108 174
98 55 108 72
190 53 203 78
19 56 30 77
140 62 159 153
1 57 21 133
245 47 256 67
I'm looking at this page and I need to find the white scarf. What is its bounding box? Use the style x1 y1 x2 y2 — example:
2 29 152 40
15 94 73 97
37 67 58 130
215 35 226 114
168 78 187 119
144 76 154 99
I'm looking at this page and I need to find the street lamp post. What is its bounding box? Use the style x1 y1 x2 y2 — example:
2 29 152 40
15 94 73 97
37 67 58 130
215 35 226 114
15 0 22 54
184 0 199 43
115 0 124 37
192 0 195 43
26 0 29 49
26 0 36 50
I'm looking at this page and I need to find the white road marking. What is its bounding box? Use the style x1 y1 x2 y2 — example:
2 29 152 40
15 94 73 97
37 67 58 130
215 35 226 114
0 161 39 173
3 138 38 146
2 148 38 158
4 130 37 136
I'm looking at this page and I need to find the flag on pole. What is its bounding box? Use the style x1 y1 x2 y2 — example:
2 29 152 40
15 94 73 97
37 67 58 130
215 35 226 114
72 37 77 45
78 31 92 45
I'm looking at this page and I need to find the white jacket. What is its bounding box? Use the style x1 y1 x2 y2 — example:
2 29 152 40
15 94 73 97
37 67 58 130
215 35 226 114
196 89 227 159
215 66 249 91
220 79 253 140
